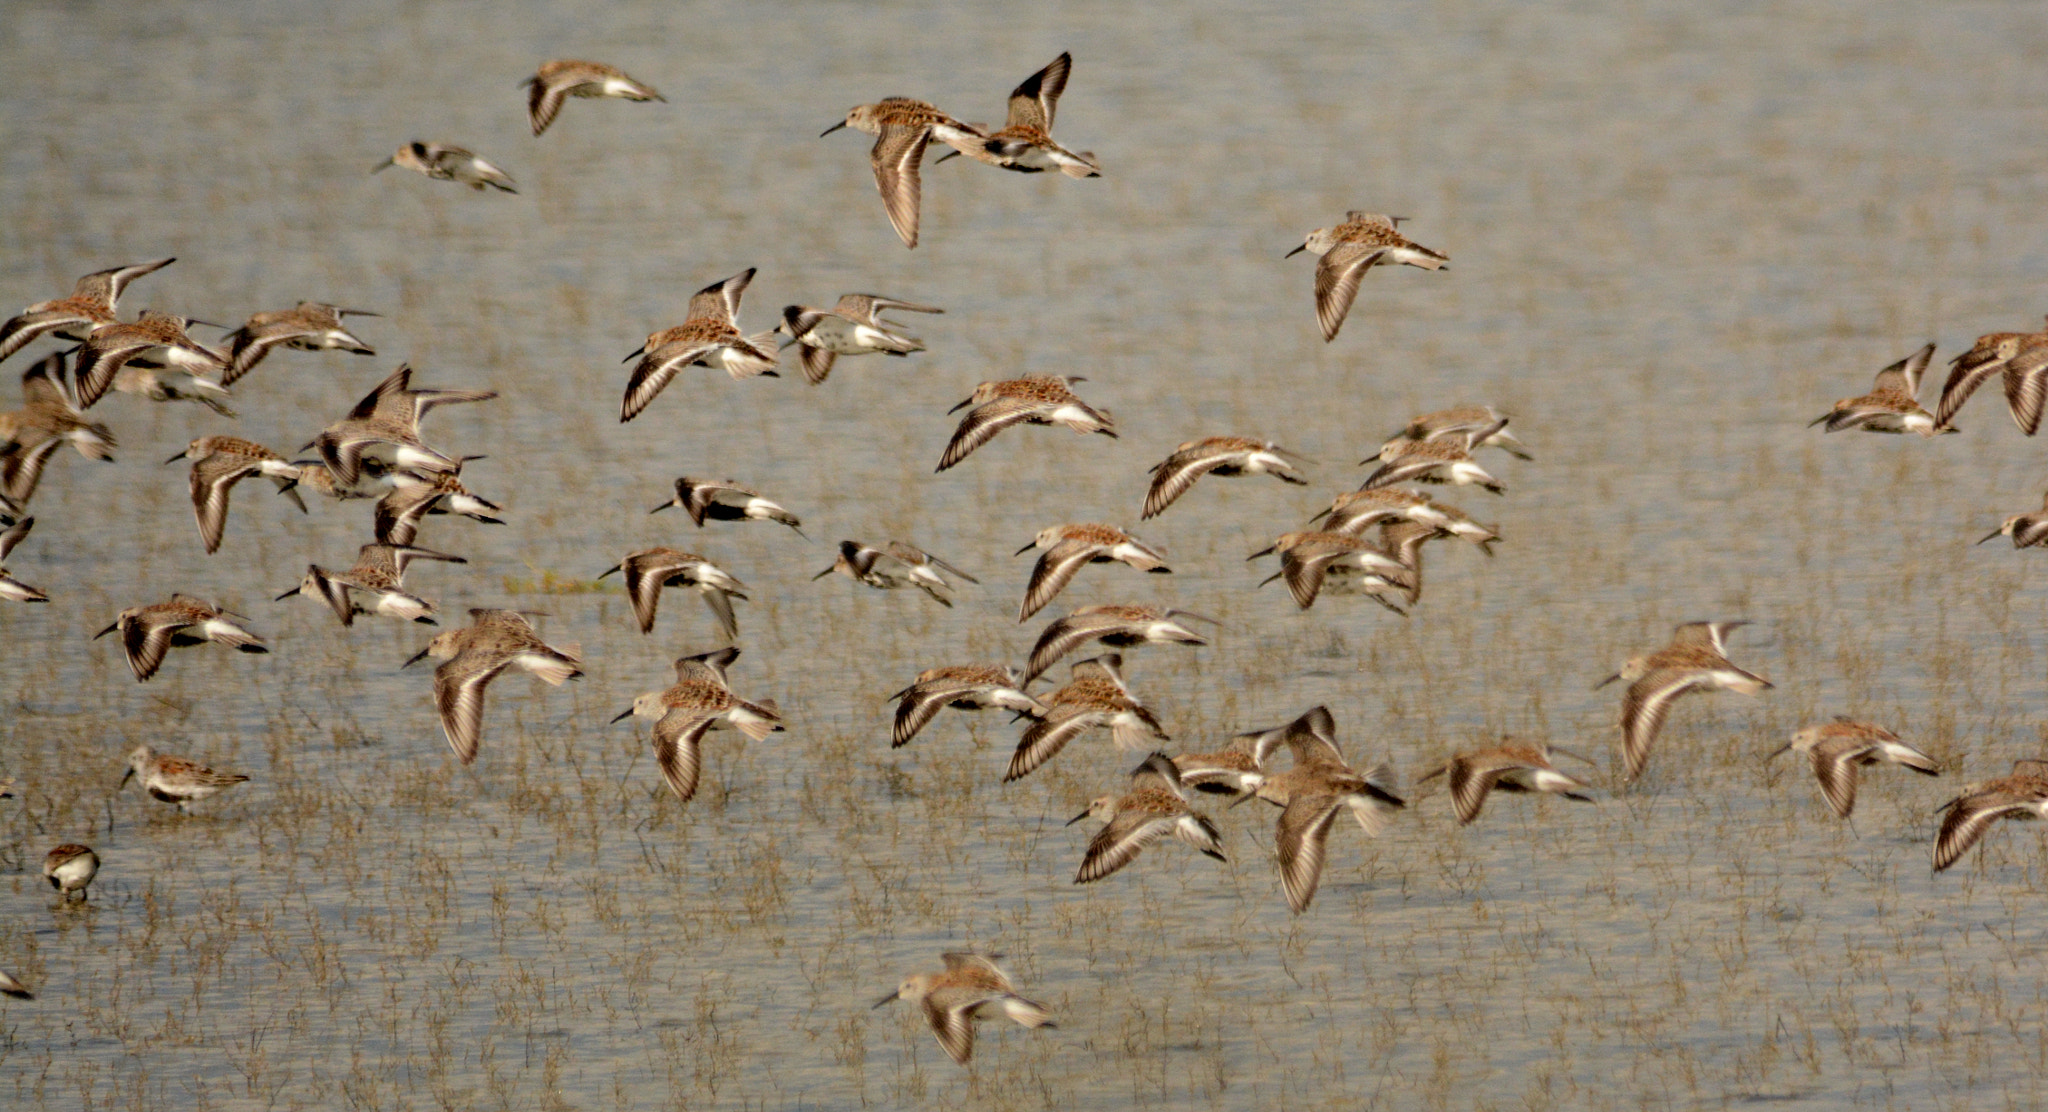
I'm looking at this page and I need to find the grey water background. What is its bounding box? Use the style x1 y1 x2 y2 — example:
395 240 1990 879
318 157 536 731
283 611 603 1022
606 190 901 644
4 0 2048 1107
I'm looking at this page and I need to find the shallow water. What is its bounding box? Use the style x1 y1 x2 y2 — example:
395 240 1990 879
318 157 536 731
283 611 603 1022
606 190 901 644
6 0 2048 1108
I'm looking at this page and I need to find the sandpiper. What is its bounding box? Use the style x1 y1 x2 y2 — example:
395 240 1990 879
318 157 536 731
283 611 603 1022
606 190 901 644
888 664 1048 748
1311 487 1499 552
277 542 466 627
1360 428 1505 493
404 609 583 764
778 294 941 385
1416 739 1597 825
1248 756 1405 914
1933 760 2048 872
1141 436 1307 519
872 952 1054 1065
1769 718 1939 818
1170 706 1339 801
0 257 173 364
1014 523 1169 621
1598 621 1772 783
0 516 47 602
373 466 504 547
823 97 987 248
814 540 976 608
43 844 98 900
1934 320 2048 434
943 52 1101 178
107 360 235 416
1810 343 1945 436
121 745 249 812
522 60 664 135
621 269 778 421
1287 212 1448 342
1025 604 1212 683
1006 654 1168 782
1978 490 2048 549
1381 405 1532 460
649 477 802 535
95 595 268 681
937 375 1115 471
306 363 496 485
72 310 228 410
1069 752 1226 883
0 354 115 507
612 648 783 802
598 547 748 639
372 141 517 192
221 302 377 386
1248 529 1415 612
167 436 305 554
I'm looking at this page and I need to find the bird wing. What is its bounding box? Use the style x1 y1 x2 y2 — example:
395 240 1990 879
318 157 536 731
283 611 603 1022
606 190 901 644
435 651 511 764
1313 243 1388 343
937 396 1041 471
1006 52 1071 131
652 708 720 801
871 125 932 249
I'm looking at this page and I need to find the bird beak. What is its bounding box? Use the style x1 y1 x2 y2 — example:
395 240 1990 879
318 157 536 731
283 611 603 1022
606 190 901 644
610 707 635 724
401 646 432 669
1013 540 1038 556
870 990 899 1009
1246 545 1276 561
1065 809 1090 826
947 396 975 414
92 622 118 640
648 501 672 515
621 348 643 364
118 767 135 790
275 587 300 601
1592 673 1620 690
596 565 620 581
1977 529 2004 545
1228 792 1256 809
370 157 395 174
1765 744 1791 762
821 121 848 138
811 566 835 580
1284 242 1308 258
163 450 188 464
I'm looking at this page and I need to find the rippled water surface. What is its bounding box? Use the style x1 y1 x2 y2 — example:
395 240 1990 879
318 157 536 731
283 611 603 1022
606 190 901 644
6 1 2048 1108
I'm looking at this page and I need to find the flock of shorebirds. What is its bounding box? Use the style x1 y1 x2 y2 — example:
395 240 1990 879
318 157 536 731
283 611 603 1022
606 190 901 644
3 50 2047 1062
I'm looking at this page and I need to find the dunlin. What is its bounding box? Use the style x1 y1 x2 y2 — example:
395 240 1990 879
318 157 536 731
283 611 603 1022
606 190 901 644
1933 759 2048 872
277 542 466 627
1806 343 1943 436
888 664 1048 748
944 52 1101 178
167 436 305 554
937 375 1115 472
43 844 98 900
0 968 30 1000
1769 718 1939 818
1248 756 1405 914
1069 752 1227 882
1598 620 1772 783
404 609 584 764
1287 212 1448 342
599 547 748 639
1014 523 1169 621
307 363 496 484
1170 706 1340 801
1311 487 1499 552
276 456 394 503
221 302 377 386
1934 319 2048 433
621 268 778 421
372 141 517 192
0 257 173 364
1416 740 1596 825
1006 654 1168 782
94 595 268 681
108 360 235 416
1978 490 2048 549
1381 405 1532 460
1025 604 1211 683
649 477 802 535
612 648 783 801
72 309 228 410
814 540 976 608
0 516 47 602
0 354 115 507
522 60 664 135
1141 436 1307 519
1248 529 1415 612
121 745 249 812
823 97 986 248
373 466 504 547
1360 428 1505 493
872 951 1055 1065
778 293 941 385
